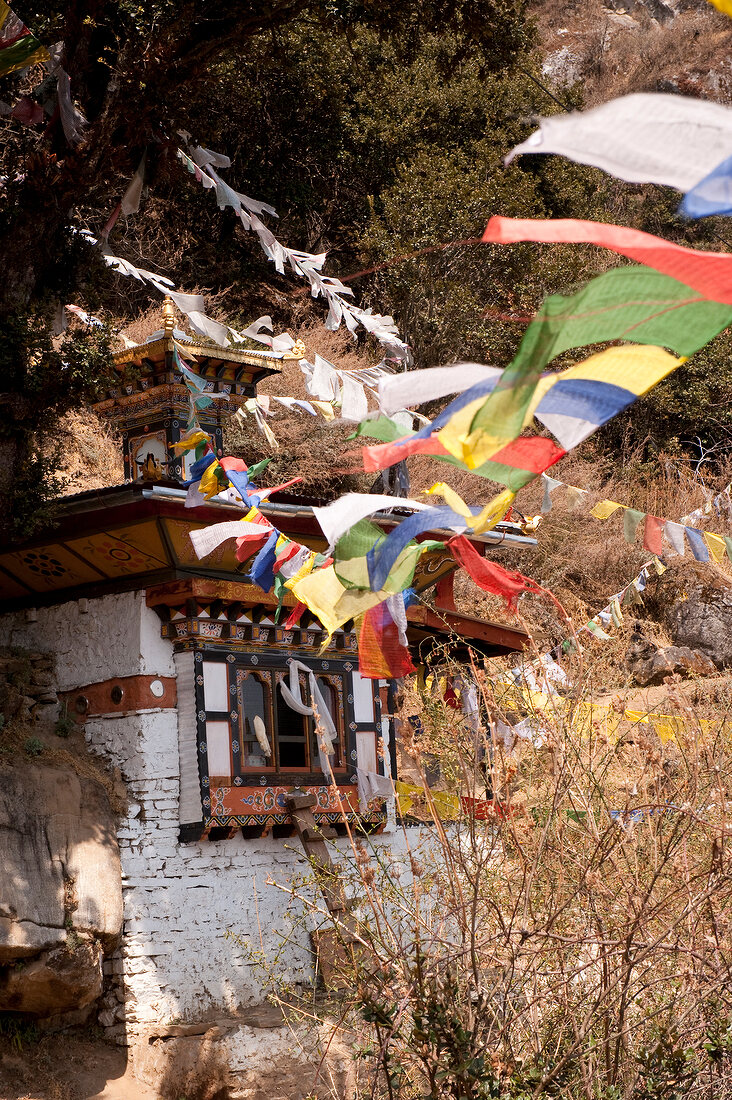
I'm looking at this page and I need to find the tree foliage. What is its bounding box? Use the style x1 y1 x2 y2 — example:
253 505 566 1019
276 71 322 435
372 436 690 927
2 0 732 531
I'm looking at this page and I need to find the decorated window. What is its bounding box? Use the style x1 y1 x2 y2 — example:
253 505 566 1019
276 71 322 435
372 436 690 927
194 649 367 787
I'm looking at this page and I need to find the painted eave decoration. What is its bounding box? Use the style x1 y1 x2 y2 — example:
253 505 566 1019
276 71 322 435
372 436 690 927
0 483 528 658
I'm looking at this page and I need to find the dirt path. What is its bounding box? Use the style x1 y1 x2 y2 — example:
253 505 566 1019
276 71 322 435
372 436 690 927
0 1034 157 1100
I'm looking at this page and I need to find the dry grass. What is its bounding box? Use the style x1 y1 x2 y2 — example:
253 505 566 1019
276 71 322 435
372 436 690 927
224 319 389 498
56 409 124 495
531 0 732 105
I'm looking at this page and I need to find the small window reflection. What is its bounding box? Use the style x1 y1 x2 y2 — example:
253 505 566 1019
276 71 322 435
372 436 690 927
241 675 271 769
313 676 341 768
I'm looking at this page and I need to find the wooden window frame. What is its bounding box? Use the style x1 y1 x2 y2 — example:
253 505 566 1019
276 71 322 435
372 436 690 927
194 648 372 798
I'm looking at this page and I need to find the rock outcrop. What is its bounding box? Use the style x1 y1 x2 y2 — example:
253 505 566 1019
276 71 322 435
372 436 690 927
629 644 717 686
0 941 103 1017
0 649 59 724
0 761 122 1018
647 561 732 668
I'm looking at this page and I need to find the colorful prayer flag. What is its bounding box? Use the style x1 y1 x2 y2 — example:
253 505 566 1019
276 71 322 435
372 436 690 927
0 2 47 77
447 535 542 611
504 93 732 193
483 216 732 308
679 154 732 219
591 500 624 520
643 516 665 557
358 601 415 680
685 527 710 562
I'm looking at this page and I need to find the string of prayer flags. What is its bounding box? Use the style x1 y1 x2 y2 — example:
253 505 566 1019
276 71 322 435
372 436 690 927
177 141 412 365
504 93 732 193
402 265 729 474
0 2 46 77
362 417 565 487
482 216 732 308
589 493 732 564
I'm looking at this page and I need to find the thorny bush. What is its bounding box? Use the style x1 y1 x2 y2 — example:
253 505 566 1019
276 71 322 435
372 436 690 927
261 645 732 1100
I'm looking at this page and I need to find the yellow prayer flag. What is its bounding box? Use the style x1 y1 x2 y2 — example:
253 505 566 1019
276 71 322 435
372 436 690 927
199 460 222 499
427 483 515 534
311 401 335 421
704 531 728 562
590 500 624 520
283 551 316 590
172 430 209 454
290 565 388 635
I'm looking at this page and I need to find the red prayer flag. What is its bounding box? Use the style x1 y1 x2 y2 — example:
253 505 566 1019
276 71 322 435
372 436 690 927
435 570 456 611
483 216 732 306
220 457 248 473
643 515 665 556
235 511 272 563
284 602 307 629
358 601 415 680
363 434 446 472
448 535 542 611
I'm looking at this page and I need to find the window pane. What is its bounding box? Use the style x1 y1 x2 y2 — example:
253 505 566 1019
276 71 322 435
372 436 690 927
203 661 229 712
314 677 341 768
277 678 309 769
206 720 231 778
240 674 272 769
352 670 375 722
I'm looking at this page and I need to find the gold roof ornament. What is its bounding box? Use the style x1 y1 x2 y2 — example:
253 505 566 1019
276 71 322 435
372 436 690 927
289 338 307 360
162 295 176 340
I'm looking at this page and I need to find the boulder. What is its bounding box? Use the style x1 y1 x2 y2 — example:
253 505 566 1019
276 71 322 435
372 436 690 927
0 763 122 964
0 941 103 1016
630 645 717 686
648 561 732 668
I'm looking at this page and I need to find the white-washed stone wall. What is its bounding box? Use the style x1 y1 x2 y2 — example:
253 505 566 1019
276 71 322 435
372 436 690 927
0 590 418 1044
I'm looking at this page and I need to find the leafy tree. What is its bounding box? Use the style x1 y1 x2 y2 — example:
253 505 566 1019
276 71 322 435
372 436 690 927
0 0 531 530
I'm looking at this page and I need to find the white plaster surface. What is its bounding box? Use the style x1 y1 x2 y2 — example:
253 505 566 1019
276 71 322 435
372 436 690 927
0 591 174 690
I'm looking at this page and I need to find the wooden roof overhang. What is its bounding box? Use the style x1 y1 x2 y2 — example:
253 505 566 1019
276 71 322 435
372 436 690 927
0 483 533 656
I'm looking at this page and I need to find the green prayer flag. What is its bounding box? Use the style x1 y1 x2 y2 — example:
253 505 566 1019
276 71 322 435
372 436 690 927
333 519 441 593
246 457 272 481
348 416 407 443
468 265 732 447
623 508 645 544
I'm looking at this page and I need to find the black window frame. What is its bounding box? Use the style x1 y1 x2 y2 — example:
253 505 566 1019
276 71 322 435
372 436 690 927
194 647 380 808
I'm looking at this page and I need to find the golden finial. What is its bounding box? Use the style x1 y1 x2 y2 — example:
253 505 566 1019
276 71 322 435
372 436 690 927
162 296 176 339
288 338 306 360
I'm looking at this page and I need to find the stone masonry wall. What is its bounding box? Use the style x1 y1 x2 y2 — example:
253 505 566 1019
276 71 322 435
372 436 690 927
0 591 416 1047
